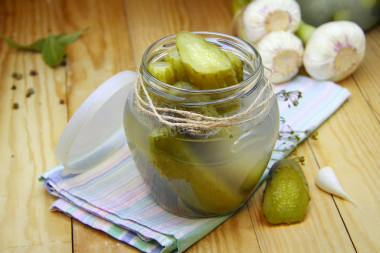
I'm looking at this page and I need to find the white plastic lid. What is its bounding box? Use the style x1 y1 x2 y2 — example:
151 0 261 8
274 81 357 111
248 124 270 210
56 70 137 175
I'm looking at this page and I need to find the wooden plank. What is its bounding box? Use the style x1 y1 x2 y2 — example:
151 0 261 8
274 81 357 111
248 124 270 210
305 25 380 251
63 0 135 116
0 0 71 251
308 76 380 250
247 142 355 253
124 0 234 66
352 25 380 121
189 205 260 252
58 0 136 251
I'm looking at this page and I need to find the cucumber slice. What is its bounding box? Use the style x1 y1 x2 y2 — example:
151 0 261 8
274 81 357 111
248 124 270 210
225 51 244 83
167 81 197 99
215 99 241 116
172 80 198 90
148 127 193 179
169 81 221 118
240 156 270 191
148 126 243 213
262 159 311 224
148 61 176 85
176 31 238 90
165 48 189 82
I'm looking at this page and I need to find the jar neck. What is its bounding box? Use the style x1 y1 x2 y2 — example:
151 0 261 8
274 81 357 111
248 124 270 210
139 31 264 106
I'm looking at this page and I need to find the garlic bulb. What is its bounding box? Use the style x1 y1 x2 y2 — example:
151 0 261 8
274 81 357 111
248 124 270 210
257 31 304 84
316 166 357 206
242 0 301 44
302 21 366 82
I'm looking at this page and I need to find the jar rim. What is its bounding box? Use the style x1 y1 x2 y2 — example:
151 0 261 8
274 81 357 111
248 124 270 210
140 31 263 96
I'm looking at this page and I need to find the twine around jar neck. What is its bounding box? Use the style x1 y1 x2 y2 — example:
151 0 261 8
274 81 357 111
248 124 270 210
134 70 275 134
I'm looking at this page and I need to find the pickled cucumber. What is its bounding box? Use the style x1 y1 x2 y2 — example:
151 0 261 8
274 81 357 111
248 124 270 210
225 51 244 83
262 159 311 224
148 61 176 85
148 126 244 213
173 81 198 90
240 156 270 192
165 48 189 82
169 81 220 118
176 31 238 90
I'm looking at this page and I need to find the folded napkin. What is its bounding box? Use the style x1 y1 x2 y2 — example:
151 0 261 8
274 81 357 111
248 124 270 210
40 76 351 253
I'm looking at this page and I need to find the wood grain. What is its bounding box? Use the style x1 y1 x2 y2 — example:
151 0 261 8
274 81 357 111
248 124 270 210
124 0 234 66
62 0 135 115
58 0 136 251
352 25 380 122
0 0 71 252
304 26 380 251
189 205 261 252
307 81 380 250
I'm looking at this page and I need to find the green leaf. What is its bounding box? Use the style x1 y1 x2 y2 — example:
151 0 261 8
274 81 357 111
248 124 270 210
42 34 67 67
1 30 84 67
0 30 84 53
28 38 46 51
0 33 44 52
55 29 84 47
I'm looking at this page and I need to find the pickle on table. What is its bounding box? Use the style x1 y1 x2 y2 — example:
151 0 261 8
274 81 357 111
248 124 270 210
176 31 238 90
225 51 244 83
262 159 311 224
165 48 189 82
148 126 243 213
148 61 176 85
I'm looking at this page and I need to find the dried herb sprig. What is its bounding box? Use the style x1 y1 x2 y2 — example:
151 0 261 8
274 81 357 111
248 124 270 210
287 153 306 165
0 29 85 67
276 90 302 107
273 124 318 165
272 90 318 166
277 124 318 148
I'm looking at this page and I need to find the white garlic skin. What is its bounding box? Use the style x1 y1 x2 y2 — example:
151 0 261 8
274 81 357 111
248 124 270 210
303 21 366 82
243 0 301 44
316 166 357 206
257 31 304 84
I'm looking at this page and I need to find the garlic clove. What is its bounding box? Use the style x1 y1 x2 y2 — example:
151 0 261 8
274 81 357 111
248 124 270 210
257 31 304 84
242 0 301 44
316 166 357 206
303 21 366 82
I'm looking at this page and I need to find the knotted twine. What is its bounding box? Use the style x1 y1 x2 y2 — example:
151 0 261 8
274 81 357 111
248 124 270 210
134 70 275 134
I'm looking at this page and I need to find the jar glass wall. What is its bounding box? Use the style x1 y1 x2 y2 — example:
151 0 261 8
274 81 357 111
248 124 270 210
124 32 279 217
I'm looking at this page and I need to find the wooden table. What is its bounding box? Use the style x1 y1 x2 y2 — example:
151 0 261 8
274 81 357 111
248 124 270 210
1 0 379 252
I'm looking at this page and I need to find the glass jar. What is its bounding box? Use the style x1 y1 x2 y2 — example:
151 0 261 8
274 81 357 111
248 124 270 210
123 31 279 217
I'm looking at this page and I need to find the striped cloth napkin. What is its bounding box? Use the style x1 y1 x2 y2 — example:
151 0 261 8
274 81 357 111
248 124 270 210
40 75 351 253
